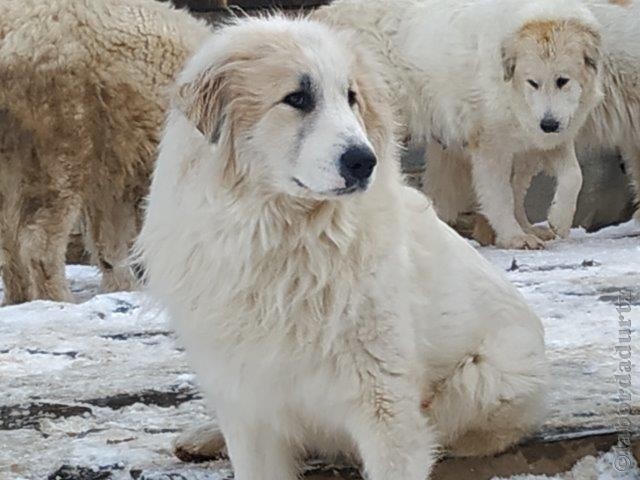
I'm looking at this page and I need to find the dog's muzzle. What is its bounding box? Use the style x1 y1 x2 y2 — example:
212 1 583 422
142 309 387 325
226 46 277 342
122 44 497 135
540 115 560 133
339 145 377 189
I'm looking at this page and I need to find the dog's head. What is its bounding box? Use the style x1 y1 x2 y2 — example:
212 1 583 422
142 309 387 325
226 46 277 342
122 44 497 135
175 17 391 200
501 17 602 145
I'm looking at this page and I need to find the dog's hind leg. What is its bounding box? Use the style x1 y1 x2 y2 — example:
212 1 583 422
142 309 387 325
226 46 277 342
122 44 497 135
18 183 82 304
0 178 34 304
423 142 474 224
0 113 35 304
0 114 80 304
83 185 139 293
429 323 547 457
0 233 34 305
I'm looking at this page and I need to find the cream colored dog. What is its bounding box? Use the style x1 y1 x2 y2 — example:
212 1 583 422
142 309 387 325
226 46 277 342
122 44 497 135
137 17 547 480
316 0 603 249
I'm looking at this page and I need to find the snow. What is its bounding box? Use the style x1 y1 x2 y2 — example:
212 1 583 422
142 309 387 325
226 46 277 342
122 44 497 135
493 450 639 480
1 222 639 480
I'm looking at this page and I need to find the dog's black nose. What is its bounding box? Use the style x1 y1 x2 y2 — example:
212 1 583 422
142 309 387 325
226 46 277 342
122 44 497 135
339 145 377 186
540 116 560 133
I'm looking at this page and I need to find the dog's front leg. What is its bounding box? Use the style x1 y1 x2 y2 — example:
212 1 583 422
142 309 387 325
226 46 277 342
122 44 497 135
512 155 556 241
470 147 545 249
547 143 582 238
217 413 299 480
347 375 437 480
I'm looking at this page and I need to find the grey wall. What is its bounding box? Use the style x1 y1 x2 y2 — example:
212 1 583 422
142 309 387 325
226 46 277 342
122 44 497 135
405 146 635 231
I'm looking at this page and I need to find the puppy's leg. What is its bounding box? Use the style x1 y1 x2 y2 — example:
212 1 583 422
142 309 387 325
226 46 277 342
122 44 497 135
174 421 227 462
470 147 544 249
218 415 299 480
423 142 474 224
512 156 556 242
430 323 547 457
547 144 582 238
83 186 139 293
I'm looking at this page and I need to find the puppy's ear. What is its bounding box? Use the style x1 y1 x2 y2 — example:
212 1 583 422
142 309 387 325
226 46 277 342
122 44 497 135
501 42 517 82
175 67 230 143
581 26 601 72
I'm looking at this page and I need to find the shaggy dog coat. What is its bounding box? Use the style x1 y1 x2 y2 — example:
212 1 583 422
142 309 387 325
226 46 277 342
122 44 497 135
0 0 210 304
137 16 547 480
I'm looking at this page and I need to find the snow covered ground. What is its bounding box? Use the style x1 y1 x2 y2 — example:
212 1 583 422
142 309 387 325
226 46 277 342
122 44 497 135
1 223 639 480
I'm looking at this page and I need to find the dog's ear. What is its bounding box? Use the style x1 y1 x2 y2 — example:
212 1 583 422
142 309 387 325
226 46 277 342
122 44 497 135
175 66 230 143
175 53 249 186
501 42 517 82
580 26 601 73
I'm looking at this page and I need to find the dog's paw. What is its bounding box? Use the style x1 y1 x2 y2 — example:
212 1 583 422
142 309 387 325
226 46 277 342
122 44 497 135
528 225 557 242
549 222 571 239
472 214 496 246
548 211 573 239
496 234 545 250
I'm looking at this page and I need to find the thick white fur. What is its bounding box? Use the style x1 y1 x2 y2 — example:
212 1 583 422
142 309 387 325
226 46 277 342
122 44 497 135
137 17 546 480
316 0 603 249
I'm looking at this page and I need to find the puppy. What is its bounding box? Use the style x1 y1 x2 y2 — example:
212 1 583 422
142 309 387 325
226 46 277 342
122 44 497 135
137 16 546 480
316 0 603 249
451 0 640 246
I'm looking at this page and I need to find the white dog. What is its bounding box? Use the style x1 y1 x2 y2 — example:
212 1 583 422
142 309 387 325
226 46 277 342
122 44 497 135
434 0 640 247
137 17 546 480
316 0 603 249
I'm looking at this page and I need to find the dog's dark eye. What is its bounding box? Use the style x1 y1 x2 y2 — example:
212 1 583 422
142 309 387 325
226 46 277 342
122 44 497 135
282 91 314 112
556 77 570 89
527 79 539 89
348 89 357 106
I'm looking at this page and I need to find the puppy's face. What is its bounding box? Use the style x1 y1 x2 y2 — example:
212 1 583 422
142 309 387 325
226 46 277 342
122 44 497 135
502 20 602 143
178 20 388 200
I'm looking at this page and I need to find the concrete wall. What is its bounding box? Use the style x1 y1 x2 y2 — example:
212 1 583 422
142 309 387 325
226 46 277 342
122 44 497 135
403 146 635 231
